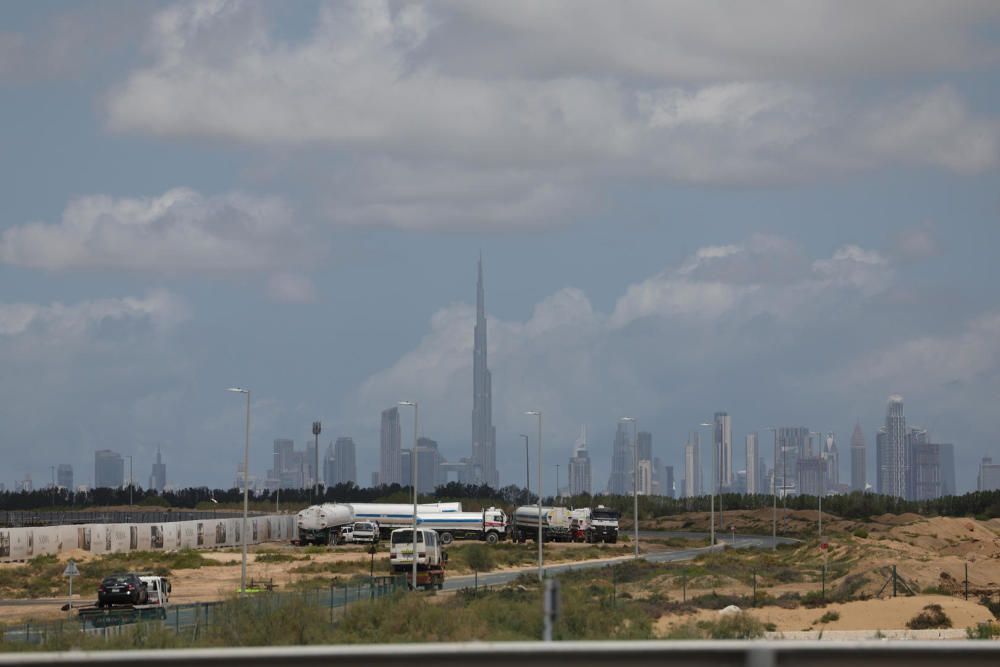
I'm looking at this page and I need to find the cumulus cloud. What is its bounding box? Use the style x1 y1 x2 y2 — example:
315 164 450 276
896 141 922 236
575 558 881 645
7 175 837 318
0 187 319 275
101 2 1000 230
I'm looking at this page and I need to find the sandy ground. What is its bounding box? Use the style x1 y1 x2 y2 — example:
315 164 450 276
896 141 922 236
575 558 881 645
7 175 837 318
654 594 994 636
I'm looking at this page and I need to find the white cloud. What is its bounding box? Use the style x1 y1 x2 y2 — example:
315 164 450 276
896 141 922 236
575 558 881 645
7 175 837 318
266 273 317 304
0 187 319 275
101 2 1000 231
895 221 942 261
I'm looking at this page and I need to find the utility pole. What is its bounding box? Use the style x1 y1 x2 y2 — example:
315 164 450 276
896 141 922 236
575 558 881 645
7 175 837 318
521 435 529 493
312 422 322 500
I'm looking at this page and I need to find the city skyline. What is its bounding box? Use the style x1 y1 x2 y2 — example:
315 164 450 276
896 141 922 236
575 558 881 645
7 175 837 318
2 3 998 497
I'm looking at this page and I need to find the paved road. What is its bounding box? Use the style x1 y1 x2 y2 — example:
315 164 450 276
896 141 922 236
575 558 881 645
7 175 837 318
443 531 797 591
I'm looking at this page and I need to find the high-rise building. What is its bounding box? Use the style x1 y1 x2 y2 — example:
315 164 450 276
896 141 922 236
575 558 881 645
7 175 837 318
939 444 956 496
333 437 357 486
714 412 732 491
777 427 808 495
684 431 702 497
380 407 402 486
56 464 73 489
323 442 336 487
471 255 499 489
850 422 866 492
148 448 166 493
823 432 839 493
94 450 124 489
978 457 1000 492
797 457 822 496
400 449 412 487
637 431 653 495
911 442 941 500
663 465 675 498
568 426 592 496
905 426 930 500
746 432 761 494
273 439 294 489
416 437 442 493
608 422 632 496
876 395 907 499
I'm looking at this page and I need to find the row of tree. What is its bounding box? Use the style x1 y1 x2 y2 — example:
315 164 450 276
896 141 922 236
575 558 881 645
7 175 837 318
3 483 1000 521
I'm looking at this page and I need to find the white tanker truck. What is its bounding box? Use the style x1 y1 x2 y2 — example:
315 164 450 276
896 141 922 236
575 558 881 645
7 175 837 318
295 501 463 544
511 505 573 543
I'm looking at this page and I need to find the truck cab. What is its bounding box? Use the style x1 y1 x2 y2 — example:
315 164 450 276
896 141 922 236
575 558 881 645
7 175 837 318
389 528 445 590
589 505 620 543
350 521 379 544
138 575 171 605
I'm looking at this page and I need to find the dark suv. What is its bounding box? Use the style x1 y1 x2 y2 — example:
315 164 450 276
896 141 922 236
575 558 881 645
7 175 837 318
97 573 148 607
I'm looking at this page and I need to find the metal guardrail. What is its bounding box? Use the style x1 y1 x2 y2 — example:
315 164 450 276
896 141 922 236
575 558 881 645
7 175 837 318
1 640 1000 666
0 510 268 527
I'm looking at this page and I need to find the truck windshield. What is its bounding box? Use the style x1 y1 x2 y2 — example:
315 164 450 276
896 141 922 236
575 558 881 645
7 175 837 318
391 530 424 544
593 509 620 520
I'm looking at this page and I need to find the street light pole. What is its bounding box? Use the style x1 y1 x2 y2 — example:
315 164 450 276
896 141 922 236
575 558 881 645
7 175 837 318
700 422 714 547
765 427 777 551
555 464 560 502
126 455 133 516
525 411 542 580
521 434 529 492
400 401 418 590
227 387 251 598
621 417 639 559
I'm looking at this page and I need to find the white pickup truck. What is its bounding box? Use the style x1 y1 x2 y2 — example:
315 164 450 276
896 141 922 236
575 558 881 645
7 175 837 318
344 521 380 544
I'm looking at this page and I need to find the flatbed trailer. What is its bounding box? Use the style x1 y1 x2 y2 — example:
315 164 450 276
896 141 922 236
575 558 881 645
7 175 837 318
76 603 167 627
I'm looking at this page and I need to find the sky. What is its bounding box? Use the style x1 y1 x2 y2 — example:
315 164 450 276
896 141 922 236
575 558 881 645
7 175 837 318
1 1 999 496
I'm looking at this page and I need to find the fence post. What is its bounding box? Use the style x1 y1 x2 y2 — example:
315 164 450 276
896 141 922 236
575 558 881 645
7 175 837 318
682 568 686 603
612 566 616 609
753 569 757 608
330 584 334 625
175 607 179 633
822 563 826 600
893 565 897 598
475 570 478 597
965 563 969 600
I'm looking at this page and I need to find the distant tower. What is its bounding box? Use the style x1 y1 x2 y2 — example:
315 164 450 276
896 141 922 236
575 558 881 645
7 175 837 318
877 395 907 498
714 412 732 491
824 432 839 492
850 422 866 492
149 447 166 493
333 437 357 486
745 432 759 494
471 255 499 488
684 431 702 497
568 426 592 496
380 407 401 486
608 422 631 495
56 464 73 490
94 450 124 489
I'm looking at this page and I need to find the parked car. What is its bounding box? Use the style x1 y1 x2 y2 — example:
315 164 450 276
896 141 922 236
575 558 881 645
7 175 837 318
97 573 148 607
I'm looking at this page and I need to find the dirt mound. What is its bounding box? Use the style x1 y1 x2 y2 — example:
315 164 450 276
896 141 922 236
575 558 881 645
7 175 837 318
873 513 924 526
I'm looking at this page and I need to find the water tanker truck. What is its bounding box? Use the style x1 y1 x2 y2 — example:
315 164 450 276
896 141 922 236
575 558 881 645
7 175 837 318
511 505 573 543
416 507 507 544
569 505 620 543
295 503 355 545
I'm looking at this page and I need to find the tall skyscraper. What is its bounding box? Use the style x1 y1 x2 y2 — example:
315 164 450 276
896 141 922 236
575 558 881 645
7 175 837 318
608 422 632 495
273 438 294 489
568 426 592 496
416 437 442 493
333 437 357 486
56 464 73 489
380 407 402 486
777 427 808 495
850 422 866 492
149 447 166 493
978 457 1000 492
323 442 336 487
637 431 653 495
938 443 956 496
876 395 907 498
471 255 499 489
745 432 760 494
714 412 732 491
823 432 839 492
684 431 702 497
911 441 941 500
94 450 124 489
663 465 675 498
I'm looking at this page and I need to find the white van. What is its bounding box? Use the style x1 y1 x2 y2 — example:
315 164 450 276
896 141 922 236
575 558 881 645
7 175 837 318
138 576 171 605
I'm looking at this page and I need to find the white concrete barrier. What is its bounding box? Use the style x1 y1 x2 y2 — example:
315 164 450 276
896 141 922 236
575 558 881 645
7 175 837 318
0 514 295 562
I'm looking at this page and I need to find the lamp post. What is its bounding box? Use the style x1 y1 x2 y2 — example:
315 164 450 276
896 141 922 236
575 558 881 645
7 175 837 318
764 427 778 551
699 422 715 547
521 434 529 492
620 417 639 559
273 449 280 513
227 387 251 598
312 422 321 501
555 464 560 502
399 401 418 590
810 431 824 539
525 410 542 580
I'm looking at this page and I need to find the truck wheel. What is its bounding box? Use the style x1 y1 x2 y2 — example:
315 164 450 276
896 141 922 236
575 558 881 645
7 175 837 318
485 532 499 545
440 532 454 545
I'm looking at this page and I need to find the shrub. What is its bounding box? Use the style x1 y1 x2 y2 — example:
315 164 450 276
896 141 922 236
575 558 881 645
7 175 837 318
801 590 827 608
906 604 952 629
967 622 1000 639
979 595 1000 620
462 544 497 572
921 586 950 596
852 528 869 539
819 611 840 623
255 552 299 564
